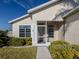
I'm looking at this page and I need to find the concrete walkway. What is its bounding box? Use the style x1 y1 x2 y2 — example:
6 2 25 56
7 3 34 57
36 47 52 59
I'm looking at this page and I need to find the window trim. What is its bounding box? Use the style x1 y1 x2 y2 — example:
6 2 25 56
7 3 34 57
19 25 31 37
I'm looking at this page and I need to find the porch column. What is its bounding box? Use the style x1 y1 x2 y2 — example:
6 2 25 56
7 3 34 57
32 21 37 46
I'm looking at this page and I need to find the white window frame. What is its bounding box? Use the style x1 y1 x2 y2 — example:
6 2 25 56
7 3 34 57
19 25 31 37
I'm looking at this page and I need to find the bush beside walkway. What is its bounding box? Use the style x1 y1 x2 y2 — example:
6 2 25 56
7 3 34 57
49 40 79 59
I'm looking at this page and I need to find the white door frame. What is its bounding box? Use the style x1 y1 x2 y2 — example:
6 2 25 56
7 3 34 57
37 21 48 45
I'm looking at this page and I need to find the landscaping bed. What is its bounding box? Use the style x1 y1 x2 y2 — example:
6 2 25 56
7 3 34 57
0 30 32 47
9 37 32 46
0 47 36 59
49 40 79 59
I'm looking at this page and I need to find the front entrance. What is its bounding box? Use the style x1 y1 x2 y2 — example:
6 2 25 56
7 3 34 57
36 21 64 46
37 21 47 44
37 26 46 43
37 21 54 44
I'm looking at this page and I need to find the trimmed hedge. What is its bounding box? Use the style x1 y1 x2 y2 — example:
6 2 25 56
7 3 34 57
50 40 69 45
24 37 32 45
9 37 25 46
9 37 32 46
49 40 79 59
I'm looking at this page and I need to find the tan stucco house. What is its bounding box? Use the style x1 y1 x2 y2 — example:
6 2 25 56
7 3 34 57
8 0 79 46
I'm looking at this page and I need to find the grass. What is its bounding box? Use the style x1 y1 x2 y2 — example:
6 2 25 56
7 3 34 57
0 47 36 59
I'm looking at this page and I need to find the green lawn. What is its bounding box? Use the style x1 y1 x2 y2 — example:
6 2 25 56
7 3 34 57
0 47 36 59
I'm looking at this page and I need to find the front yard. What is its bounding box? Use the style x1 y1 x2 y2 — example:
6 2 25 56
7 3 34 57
0 30 37 59
0 47 36 59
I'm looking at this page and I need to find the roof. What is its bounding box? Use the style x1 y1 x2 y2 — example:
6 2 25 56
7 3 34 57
9 0 60 24
28 0 60 13
8 14 29 24
63 6 79 19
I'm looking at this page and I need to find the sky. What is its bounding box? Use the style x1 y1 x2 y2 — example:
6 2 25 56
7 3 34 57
0 0 48 30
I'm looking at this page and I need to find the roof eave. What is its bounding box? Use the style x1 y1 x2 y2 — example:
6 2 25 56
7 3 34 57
8 14 29 24
8 0 61 24
28 0 60 14
63 6 79 19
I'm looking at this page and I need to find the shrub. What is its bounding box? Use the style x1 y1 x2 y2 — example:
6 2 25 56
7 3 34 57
1 36 10 46
51 40 70 45
9 37 32 46
0 39 4 47
49 40 75 59
9 37 25 46
24 37 32 45
0 30 10 46
71 44 79 51
71 44 79 59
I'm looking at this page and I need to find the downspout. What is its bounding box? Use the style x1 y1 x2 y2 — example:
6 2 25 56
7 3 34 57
63 20 66 40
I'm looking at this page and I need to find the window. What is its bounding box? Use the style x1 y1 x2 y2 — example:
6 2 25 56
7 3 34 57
19 25 31 37
47 25 54 37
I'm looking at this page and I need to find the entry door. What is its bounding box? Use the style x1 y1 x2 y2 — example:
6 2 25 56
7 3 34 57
37 26 46 44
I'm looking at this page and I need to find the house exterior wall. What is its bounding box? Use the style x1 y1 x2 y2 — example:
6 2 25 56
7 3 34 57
30 3 67 43
12 17 32 37
65 12 79 45
12 17 37 45
32 3 66 21
11 2 73 45
58 23 64 40
7 31 12 37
